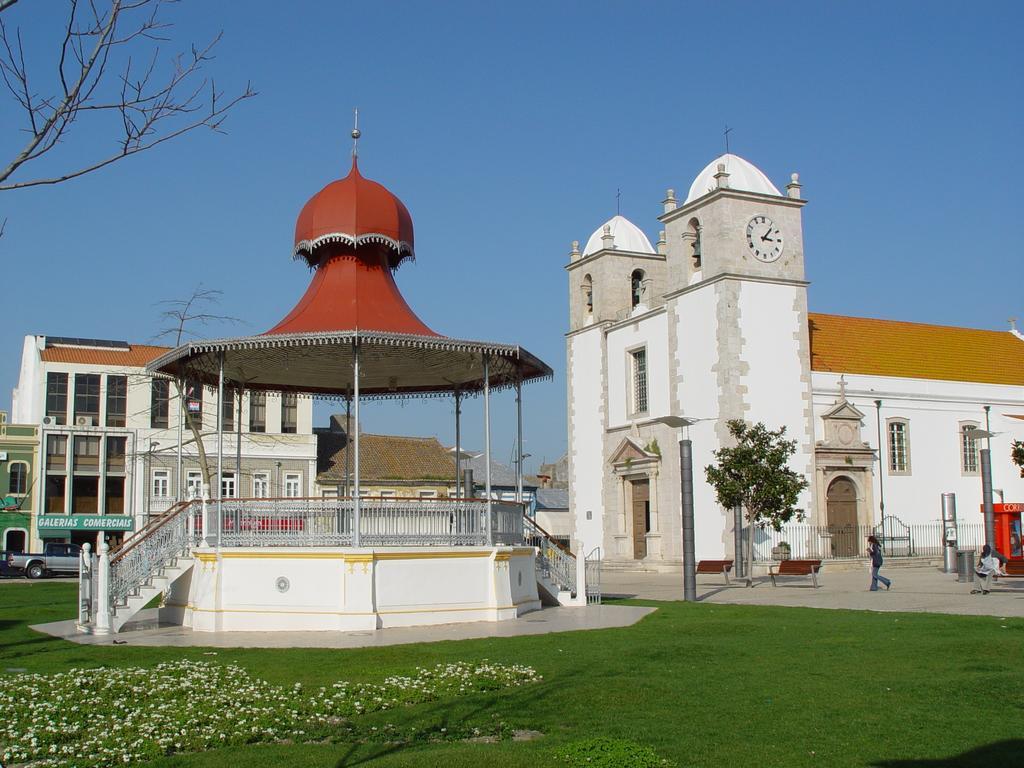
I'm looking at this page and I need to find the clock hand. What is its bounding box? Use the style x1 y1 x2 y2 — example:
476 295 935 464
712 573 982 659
761 228 774 242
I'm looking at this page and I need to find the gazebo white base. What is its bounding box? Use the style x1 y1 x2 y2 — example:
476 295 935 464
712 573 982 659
160 546 541 632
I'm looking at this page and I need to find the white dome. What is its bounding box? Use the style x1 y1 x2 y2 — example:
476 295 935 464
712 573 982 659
684 153 781 204
582 215 655 257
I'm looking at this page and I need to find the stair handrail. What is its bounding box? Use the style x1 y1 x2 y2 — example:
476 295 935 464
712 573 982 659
524 514 576 594
108 499 200 608
110 499 196 565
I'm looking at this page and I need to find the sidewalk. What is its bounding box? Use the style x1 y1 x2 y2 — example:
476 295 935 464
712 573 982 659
601 565 1024 618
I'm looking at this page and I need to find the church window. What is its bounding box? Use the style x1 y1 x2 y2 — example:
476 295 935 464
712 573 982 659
631 270 645 309
582 274 593 315
688 218 702 270
959 422 980 475
886 419 910 474
630 347 649 416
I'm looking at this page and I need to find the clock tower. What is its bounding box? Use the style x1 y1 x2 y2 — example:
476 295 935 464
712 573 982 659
659 154 818 556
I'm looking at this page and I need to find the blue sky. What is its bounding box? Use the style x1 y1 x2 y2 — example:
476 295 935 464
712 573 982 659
1 1 1021 471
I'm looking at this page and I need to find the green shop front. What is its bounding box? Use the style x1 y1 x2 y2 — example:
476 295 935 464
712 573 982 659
36 514 134 549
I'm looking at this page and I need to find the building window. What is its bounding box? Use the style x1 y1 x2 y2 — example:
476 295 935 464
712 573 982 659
418 490 438 499
106 436 126 473
152 469 170 498
284 473 301 498
184 380 203 426
45 475 66 513
222 389 235 432
8 462 28 495
46 434 68 471
73 435 101 472
249 392 266 433
582 274 593 315
186 471 203 499
150 379 170 429
688 217 702 270
73 373 100 425
46 372 68 424
106 375 127 427
105 477 125 514
252 472 270 498
281 393 298 434
631 270 645 309
960 422 980 475
887 419 911 474
220 472 236 499
630 348 649 416
379 489 396 498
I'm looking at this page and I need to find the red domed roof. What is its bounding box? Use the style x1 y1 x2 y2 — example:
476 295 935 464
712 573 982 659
294 158 414 270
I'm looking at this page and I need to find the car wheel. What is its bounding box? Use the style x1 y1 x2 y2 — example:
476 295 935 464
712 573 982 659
26 563 45 580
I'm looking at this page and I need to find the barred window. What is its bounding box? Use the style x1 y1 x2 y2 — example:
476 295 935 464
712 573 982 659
631 348 649 416
960 423 980 474
887 420 910 474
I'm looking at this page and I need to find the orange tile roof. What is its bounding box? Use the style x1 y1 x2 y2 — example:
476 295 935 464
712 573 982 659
809 313 1024 386
317 432 456 484
41 344 170 367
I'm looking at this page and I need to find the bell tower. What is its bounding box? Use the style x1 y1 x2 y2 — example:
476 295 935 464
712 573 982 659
662 153 818 539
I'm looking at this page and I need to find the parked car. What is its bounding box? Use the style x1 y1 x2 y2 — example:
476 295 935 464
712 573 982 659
6 542 81 579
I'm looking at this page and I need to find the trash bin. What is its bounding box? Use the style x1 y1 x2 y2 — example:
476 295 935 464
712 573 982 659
956 549 975 583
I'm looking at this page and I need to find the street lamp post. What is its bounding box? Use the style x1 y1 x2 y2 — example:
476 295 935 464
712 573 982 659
967 426 998 549
650 415 698 602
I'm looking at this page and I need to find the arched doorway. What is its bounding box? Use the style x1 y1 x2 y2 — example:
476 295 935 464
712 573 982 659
3 528 27 553
826 477 858 557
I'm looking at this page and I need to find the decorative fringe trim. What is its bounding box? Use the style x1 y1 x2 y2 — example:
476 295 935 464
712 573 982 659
293 232 414 260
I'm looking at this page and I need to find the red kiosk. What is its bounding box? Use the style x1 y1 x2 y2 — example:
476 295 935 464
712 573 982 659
987 503 1023 559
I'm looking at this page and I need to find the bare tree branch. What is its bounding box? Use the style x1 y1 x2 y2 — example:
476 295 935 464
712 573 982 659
0 0 255 192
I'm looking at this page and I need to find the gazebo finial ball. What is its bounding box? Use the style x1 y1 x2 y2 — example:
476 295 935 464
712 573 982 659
351 128 361 140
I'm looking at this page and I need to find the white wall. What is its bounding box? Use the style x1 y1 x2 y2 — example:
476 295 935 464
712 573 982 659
813 371 1024 527
568 328 605 554
606 311 670 429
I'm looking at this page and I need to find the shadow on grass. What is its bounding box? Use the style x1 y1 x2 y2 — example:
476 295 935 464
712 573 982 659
871 740 1024 767
331 672 554 766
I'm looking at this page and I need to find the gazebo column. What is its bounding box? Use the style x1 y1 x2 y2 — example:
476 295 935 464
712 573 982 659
235 386 242 496
483 353 492 544
176 377 184 502
454 389 462 499
515 372 523 505
353 339 361 547
216 352 225 549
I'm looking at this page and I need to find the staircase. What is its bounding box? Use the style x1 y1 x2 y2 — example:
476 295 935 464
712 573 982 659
79 499 201 634
524 516 583 606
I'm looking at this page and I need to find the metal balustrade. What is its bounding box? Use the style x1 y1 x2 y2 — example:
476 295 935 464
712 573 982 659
747 519 987 561
525 515 576 594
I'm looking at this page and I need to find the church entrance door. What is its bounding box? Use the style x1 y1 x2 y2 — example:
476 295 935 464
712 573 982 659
826 477 859 558
631 479 649 560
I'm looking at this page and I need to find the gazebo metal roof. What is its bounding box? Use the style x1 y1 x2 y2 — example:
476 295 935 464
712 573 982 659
146 329 553 399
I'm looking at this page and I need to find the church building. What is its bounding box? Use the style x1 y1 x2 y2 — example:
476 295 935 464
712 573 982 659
566 153 1024 568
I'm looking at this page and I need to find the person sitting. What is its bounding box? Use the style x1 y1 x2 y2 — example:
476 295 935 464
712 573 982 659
972 544 1005 594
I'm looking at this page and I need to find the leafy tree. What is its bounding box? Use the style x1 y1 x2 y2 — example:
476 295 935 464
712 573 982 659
705 420 809 586
1012 440 1024 478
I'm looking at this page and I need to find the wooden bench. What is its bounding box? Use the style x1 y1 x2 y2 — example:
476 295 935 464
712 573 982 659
1000 560 1024 578
695 559 734 585
769 559 822 588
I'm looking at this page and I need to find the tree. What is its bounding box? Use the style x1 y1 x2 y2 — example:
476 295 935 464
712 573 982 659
1012 440 1024 478
705 420 809 586
0 0 254 194
154 286 241 496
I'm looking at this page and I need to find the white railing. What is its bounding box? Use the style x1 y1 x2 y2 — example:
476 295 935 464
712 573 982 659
216 497 524 547
109 499 201 607
525 515 576 594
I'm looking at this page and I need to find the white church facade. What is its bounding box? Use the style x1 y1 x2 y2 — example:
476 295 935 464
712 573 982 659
566 153 1024 568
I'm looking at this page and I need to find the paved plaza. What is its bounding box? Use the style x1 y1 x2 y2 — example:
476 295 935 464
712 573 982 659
602 564 1024 617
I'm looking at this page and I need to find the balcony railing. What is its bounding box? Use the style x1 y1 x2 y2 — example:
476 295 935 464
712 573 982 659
210 497 524 548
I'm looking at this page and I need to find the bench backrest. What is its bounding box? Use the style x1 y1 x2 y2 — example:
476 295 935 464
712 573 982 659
1005 560 1024 576
696 559 733 572
778 559 821 574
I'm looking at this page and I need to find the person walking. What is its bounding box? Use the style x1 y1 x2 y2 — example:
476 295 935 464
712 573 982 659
867 535 891 591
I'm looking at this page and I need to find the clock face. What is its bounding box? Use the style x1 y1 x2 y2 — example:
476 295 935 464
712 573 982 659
746 215 784 262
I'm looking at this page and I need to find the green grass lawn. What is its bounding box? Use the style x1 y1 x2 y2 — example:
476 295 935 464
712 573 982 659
2 581 1022 767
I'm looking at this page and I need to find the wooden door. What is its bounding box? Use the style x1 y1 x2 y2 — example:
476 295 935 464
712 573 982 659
826 477 858 557
631 479 649 560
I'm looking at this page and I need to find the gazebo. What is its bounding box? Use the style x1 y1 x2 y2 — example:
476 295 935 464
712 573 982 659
77 140 577 635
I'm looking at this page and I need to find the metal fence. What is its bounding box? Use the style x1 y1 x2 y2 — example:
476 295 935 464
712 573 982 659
213 497 523 548
585 547 602 604
748 518 986 561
